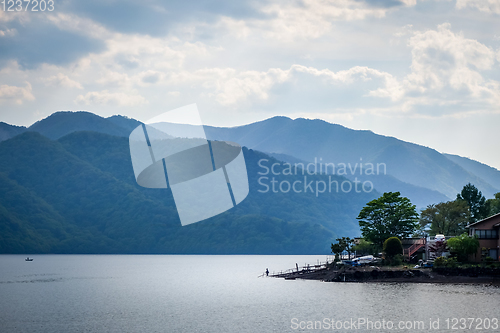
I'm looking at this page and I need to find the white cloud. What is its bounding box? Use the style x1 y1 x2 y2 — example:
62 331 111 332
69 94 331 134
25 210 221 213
46 13 111 40
0 82 35 104
43 73 83 89
0 10 30 24
163 24 499 115
0 28 17 37
456 0 500 14
74 90 148 107
96 71 132 87
371 24 500 113
170 64 397 106
210 0 417 41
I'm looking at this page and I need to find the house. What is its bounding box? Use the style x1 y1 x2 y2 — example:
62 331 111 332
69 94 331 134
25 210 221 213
467 212 500 262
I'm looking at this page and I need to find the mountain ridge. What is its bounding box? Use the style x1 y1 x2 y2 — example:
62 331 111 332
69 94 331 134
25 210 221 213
1 111 499 209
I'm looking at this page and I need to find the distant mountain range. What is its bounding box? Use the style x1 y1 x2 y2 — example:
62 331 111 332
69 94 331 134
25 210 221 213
201 117 500 203
1 111 499 254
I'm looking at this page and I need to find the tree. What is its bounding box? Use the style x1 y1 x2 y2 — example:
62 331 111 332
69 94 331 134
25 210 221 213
485 192 500 217
352 239 376 256
429 239 448 258
383 237 403 259
357 192 419 249
419 200 470 236
330 242 343 261
456 183 487 223
446 233 479 262
330 237 355 260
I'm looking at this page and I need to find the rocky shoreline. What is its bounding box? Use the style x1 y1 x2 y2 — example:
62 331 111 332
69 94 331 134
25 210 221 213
273 266 500 286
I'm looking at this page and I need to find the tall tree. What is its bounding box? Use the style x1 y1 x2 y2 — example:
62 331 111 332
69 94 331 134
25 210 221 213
357 192 419 249
419 200 470 236
330 242 343 261
456 183 487 223
330 237 355 260
485 192 500 217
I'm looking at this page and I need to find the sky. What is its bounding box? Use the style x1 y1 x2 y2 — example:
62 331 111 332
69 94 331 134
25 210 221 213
1 0 500 169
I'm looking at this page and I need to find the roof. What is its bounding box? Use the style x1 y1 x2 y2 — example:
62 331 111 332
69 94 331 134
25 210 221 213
466 212 500 228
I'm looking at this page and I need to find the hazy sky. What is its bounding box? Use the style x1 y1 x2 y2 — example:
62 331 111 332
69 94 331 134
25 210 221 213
1 0 499 168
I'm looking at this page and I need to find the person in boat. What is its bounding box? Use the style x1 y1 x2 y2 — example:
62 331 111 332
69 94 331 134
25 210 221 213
266 268 269 276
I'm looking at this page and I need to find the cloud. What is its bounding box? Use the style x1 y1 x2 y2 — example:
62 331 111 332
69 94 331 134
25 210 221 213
167 91 180 97
61 0 267 36
96 71 132 87
0 10 30 24
0 82 35 104
75 90 147 107
171 64 397 107
0 28 17 37
370 23 500 114
242 0 417 40
161 24 498 117
456 0 500 14
46 12 111 40
0 18 106 68
43 73 83 89
172 0 418 42
139 70 162 85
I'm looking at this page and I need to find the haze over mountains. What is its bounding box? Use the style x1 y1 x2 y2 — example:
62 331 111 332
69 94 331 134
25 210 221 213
201 117 500 202
1 111 499 254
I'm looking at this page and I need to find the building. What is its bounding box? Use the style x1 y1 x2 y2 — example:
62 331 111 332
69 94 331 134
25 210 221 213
467 213 500 262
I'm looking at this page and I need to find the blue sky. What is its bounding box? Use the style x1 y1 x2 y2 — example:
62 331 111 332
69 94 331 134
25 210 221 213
1 0 500 169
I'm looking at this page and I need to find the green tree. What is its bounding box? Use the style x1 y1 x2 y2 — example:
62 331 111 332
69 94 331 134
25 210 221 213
330 242 343 261
446 233 479 262
352 239 376 256
383 237 403 259
456 183 487 223
485 192 500 217
330 237 355 260
357 192 419 249
419 200 470 236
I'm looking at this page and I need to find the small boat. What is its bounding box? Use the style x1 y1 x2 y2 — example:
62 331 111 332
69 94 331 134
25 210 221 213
25 257 33 261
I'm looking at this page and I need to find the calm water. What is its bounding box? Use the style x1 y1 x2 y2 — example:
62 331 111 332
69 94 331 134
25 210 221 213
1 255 499 332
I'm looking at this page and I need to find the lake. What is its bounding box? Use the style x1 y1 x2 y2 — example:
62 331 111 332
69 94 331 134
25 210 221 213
1 255 499 332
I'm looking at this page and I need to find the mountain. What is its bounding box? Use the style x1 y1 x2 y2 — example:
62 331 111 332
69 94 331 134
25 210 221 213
28 111 132 139
0 122 26 141
0 131 376 254
444 153 500 192
0 172 71 253
3 110 499 209
2 111 500 254
58 131 375 237
268 150 449 209
106 115 142 133
203 117 500 202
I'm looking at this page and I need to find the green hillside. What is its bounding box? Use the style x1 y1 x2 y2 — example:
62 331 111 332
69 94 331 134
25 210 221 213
0 131 375 254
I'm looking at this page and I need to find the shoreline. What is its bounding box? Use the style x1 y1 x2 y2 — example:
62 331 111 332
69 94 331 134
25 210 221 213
272 266 500 286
